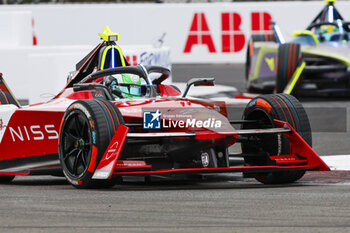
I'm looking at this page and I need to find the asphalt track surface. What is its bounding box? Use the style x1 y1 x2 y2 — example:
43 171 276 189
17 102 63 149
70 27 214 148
1 64 350 232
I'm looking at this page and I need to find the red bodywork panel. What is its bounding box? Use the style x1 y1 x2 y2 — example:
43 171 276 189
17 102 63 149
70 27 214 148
0 94 329 177
0 93 232 175
0 110 64 160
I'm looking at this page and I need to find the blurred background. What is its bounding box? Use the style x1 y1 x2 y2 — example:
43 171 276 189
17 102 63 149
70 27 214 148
0 0 349 104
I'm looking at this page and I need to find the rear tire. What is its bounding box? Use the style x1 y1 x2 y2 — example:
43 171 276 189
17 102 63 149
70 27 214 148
241 93 311 184
276 43 301 93
0 175 15 183
246 33 277 93
59 99 124 189
0 90 17 183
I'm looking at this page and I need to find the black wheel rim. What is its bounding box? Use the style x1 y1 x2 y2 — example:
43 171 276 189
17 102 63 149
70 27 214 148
61 110 92 178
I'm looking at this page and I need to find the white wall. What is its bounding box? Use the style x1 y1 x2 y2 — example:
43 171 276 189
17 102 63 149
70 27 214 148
0 45 171 104
0 11 171 104
1 1 349 63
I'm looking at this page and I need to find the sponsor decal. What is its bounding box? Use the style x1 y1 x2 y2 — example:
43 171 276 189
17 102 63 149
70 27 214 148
143 110 161 129
163 118 221 129
92 131 96 145
94 90 104 98
126 52 171 69
265 57 275 72
143 109 223 130
201 152 210 168
125 55 138 66
9 124 58 142
105 141 119 160
184 11 272 54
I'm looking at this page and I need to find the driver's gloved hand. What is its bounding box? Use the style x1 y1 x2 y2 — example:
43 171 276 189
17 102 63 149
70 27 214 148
103 76 123 98
103 76 118 86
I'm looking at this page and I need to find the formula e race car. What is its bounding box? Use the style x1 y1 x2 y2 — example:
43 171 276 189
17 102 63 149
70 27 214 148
0 28 329 189
246 0 350 96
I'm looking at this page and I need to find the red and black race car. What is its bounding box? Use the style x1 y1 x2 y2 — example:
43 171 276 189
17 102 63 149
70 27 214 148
0 29 329 189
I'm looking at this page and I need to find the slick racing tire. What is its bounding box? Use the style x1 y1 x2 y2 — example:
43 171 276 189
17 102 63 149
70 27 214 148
276 43 301 93
0 90 17 105
246 33 276 93
0 175 15 183
241 93 311 184
59 99 124 189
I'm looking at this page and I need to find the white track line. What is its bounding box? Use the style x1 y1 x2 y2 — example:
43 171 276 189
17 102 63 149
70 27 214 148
321 155 350 171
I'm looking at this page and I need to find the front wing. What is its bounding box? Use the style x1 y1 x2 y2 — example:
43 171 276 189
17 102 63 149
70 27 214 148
92 120 329 179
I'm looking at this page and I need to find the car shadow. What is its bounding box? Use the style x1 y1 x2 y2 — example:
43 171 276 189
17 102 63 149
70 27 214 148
6 174 308 191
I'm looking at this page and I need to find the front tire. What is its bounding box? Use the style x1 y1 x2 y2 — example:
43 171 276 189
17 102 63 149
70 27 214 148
59 99 124 189
0 175 15 183
241 93 311 184
0 90 18 183
276 43 301 93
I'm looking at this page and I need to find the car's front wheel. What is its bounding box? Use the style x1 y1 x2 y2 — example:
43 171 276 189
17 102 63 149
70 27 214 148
276 43 302 93
59 99 124 189
241 93 311 184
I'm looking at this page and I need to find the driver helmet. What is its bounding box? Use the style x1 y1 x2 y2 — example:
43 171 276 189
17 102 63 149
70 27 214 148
107 74 142 98
319 25 339 41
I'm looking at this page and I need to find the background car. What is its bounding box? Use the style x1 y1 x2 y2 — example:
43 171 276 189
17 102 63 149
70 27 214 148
246 0 350 96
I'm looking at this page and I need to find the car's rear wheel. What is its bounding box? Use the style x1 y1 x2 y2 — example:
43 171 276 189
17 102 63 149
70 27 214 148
0 175 15 183
241 93 311 184
276 43 301 93
246 33 276 93
59 99 124 189
0 90 17 183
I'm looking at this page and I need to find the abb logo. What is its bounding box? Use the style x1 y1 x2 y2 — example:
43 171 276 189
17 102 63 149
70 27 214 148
125 55 138 66
9 125 58 142
184 12 272 53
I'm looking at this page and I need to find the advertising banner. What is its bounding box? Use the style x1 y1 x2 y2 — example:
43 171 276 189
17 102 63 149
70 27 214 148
2 1 350 63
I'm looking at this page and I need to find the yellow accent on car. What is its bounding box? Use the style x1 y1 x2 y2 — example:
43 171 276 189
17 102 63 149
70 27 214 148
99 26 120 42
265 57 275 72
293 30 319 45
283 62 306 95
324 0 336 4
100 45 126 70
303 48 350 66
249 45 278 81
